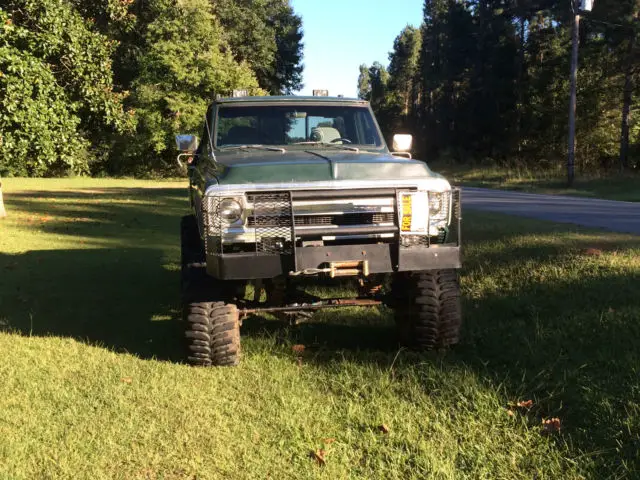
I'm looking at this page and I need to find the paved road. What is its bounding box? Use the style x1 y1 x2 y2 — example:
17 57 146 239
463 187 640 235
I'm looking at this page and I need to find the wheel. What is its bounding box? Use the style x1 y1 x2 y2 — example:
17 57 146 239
183 301 241 366
390 269 462 350
181 215 241 366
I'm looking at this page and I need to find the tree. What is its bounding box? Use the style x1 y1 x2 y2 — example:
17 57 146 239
364 0 639 171
357 64 372 100
388 26 422 118
0 1 133 177
358 62 398 140
615 1 640 170
122 0 263 172
213 0 304 94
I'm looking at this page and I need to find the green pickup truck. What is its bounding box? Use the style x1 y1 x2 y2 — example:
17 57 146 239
176 94 462 366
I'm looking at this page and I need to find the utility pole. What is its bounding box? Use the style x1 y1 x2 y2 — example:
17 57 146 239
568 0 594 187
567 1 580 187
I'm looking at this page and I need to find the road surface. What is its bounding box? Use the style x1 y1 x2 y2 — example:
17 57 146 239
462 187 640 235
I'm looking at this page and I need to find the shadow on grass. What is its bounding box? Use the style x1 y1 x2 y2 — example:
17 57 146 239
458 266 640 474
3 185 640 474
5 188 187 246
0 248 184 362
241 310 398 354
1 186 189 361
241 223 640 475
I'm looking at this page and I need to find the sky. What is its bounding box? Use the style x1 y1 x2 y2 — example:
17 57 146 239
290 0 424 98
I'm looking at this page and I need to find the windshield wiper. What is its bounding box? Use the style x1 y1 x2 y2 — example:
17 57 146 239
291 141 359 153
218 145 286 153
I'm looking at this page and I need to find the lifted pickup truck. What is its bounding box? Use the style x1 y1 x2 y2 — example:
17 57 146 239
176 95 462 366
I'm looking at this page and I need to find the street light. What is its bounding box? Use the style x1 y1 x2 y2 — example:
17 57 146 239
567 0 594 186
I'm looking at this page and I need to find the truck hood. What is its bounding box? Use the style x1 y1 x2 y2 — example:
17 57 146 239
213 150 443 185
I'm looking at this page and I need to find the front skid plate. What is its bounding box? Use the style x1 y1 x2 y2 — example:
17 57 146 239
206 245 461 280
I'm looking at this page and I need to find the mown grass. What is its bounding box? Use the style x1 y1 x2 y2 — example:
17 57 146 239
1 178 639 479
430 163 640 202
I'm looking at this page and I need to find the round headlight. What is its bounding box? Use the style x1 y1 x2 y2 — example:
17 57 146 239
429 193 442 214
219 198 243 223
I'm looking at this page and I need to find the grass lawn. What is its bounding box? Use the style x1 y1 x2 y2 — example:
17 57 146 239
1 178 639 479
430 163 640 202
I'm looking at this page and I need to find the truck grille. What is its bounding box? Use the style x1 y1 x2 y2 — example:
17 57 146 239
247 212 394 228
247 192 293 254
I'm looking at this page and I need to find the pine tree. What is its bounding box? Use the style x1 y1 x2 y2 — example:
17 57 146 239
388 26 422 118
357 64 372 100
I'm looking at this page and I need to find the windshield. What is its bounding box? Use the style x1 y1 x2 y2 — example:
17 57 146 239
215 104 384 149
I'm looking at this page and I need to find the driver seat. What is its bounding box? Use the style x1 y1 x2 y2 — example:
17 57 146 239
310 126 342 143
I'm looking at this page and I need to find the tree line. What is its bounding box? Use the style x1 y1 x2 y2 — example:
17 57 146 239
0 0 303 177
359 0 640 172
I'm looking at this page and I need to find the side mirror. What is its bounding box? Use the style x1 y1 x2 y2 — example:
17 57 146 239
175 134 199 152
392 134 413 152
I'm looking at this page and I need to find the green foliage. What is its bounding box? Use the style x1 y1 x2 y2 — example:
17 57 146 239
213 0 304 94
358 62 398 141
0 2 133 176
357 64 371 100
388 26 421 119
124 0 263 172
0 0 304 177
361 0 640 171
0 41 86 177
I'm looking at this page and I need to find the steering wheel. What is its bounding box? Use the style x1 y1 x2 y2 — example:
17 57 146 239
330 137 352 144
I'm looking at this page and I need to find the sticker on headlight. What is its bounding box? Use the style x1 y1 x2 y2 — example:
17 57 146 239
398 192 429 235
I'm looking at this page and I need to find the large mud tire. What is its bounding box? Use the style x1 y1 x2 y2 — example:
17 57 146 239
180 215 241 366
391 269 462 350
184 302 241 366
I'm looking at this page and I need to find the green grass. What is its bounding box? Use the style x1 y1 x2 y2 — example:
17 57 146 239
1 178 639 479
430 163 640 202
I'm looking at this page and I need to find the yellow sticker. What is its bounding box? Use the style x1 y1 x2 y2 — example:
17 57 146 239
401 194 412 231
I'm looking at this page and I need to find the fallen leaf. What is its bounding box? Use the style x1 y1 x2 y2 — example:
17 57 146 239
292 344 305 354
310 449 326 466
378 424 390 434
323 438 336 444
296 357 303 368
584 248 602 256
506 409 514 417
542 417 561 434
121 377 132 384
517 399 533 409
